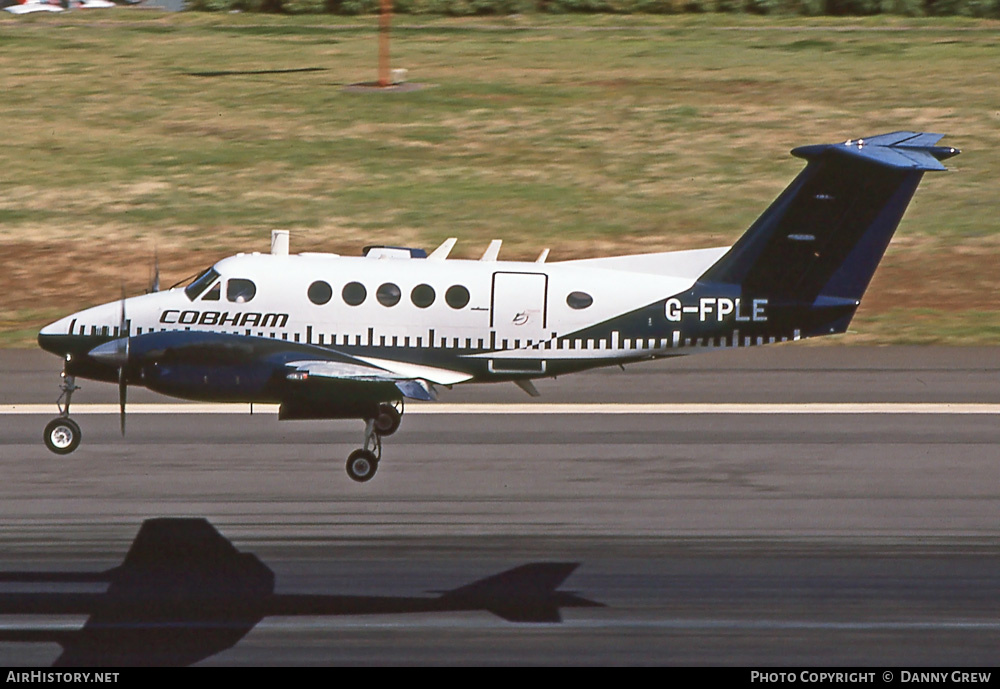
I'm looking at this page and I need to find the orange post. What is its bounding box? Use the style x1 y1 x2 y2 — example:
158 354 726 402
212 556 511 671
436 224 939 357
378 0 391 87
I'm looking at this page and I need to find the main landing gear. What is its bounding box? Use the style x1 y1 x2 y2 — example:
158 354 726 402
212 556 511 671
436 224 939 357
345 402 402 483
44 371 82 455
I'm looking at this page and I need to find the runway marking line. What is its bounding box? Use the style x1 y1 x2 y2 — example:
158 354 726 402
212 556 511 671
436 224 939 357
2 403 999 415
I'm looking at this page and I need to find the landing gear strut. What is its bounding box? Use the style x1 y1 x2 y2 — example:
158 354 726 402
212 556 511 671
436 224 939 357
346 419 381 483
44 370 81 455
345 401 403 482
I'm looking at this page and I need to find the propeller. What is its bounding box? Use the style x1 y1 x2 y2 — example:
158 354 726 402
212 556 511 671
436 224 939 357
86 287 133 437
118 285 129 437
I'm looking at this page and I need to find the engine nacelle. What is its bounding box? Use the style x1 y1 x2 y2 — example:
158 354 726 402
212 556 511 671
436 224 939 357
141 362 279 402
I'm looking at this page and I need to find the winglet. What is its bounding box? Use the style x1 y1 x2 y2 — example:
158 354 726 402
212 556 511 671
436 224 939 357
792 131 959 171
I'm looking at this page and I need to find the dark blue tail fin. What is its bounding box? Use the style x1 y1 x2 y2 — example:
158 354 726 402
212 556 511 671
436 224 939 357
699 132 957 306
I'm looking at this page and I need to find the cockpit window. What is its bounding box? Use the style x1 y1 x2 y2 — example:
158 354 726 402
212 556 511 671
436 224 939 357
202 282 221 301
184 268 220 301
227 278 257 303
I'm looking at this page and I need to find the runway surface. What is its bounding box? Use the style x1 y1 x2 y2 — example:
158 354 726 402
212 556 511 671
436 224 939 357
1 347 998 665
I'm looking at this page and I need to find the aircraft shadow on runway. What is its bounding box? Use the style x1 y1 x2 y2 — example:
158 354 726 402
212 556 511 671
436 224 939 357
0 518 602 666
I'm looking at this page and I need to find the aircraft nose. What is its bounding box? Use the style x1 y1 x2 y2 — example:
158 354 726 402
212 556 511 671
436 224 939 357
38 317 73 355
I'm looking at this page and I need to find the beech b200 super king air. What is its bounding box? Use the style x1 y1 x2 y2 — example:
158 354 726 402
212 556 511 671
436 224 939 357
37 132 958 482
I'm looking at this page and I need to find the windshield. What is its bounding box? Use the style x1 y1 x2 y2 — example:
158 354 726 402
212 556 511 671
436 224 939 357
183 267 220 301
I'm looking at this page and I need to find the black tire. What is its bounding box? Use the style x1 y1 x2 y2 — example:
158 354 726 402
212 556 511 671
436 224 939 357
373 403 401 437
44 417 82 455
346 449 378 483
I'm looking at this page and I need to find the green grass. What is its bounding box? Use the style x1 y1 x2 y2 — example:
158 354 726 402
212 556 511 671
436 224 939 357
1 12 998 346
852 310 1000 345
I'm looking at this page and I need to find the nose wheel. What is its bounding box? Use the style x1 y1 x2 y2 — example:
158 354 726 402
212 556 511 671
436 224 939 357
44 371 82 455
44 417 82 455
345 402 403 482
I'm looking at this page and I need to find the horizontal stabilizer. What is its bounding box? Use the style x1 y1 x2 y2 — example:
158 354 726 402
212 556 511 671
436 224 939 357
438 562 601 623
792 131 959 172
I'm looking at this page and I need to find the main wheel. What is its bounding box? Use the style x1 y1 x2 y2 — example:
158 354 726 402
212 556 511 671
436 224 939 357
346 449 379 483
373 403 401 437
44 417 82 455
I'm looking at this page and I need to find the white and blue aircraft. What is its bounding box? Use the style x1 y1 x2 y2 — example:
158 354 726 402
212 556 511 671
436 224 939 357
38 131 958 481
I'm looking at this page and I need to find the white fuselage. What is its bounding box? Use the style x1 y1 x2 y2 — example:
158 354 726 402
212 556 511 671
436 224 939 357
42 246 735 381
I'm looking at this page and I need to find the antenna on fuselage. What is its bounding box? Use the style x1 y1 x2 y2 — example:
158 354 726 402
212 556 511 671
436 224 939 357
480 240 502 262
271 230 290 256
535 248 550 264
428 238 457 261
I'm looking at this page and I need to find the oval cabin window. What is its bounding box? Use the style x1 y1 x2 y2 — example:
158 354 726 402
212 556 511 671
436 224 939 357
411 284 435 308
308 281 332 305
445 285 470 310
376 283 401 307
566 291 593 310
342 282 367 306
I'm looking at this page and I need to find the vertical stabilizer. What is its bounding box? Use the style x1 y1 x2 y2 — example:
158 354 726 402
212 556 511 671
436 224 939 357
699 132 957 306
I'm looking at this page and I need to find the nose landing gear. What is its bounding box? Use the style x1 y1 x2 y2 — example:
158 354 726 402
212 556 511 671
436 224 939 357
44 372 81 455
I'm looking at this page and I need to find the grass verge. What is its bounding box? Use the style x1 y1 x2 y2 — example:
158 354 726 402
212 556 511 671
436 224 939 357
1 12 997 346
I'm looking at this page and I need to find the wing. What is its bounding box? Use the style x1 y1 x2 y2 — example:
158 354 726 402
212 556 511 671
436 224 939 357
119 330 468 405
285 356 473 401
54 518 272 667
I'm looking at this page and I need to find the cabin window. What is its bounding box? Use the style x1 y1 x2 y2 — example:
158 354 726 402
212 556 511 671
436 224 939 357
184 268 220 301
308 280 332 305
411 284 435 308
201 282 221 301
445 285 470 309
343 282 367 306
376 283 401 307
227 279 257 303
567 291 593 310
